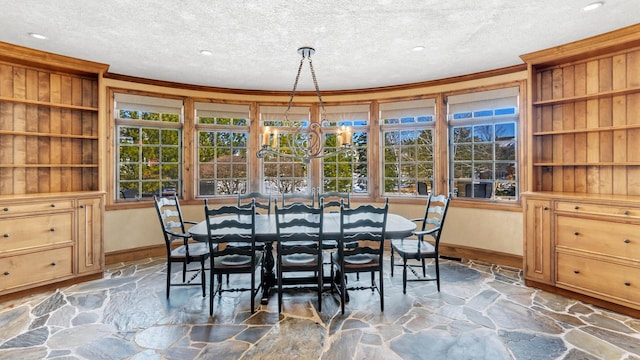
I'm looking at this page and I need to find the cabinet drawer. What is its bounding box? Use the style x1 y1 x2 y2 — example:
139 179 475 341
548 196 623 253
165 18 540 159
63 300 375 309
556 216 640 260
556 202 640 219
557 252 640 308
0 200 74 215
0 246 74 292
0 213 73 252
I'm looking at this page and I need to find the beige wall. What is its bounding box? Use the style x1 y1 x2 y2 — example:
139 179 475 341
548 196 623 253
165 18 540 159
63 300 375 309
106 202 522 256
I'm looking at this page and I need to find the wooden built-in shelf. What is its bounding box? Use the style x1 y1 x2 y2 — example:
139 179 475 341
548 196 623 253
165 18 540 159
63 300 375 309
532 86 640 106
0 95 98 111
0 130 98 140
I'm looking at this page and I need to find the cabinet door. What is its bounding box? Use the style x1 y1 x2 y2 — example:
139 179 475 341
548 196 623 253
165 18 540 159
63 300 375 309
524 198 553 284
77 197 104 274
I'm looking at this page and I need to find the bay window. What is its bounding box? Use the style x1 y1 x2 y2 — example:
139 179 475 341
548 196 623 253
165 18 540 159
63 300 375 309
195 102 250 196
380 99 436 196
448 87 519 200
114 94 183 199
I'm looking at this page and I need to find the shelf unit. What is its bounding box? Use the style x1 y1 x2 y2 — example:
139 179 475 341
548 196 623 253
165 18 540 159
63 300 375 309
0 41 109 298
520 24 640 316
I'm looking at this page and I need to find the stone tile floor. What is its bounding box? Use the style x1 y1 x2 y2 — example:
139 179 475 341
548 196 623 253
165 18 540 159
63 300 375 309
1 256 639 360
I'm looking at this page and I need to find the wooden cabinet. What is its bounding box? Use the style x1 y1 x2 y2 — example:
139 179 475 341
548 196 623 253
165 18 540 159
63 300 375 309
0 42 108 297
554 197 640 310
521 24 640 315
0 193 104 295
523 197 553 284
77 196 103 274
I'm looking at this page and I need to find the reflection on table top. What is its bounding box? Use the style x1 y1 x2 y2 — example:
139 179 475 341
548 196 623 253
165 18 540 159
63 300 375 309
189 213 416 241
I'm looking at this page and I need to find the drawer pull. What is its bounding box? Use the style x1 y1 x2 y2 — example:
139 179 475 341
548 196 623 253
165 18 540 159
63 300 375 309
50 204 55 207
624 239 631 244
574 205 579 210
3 234 8 238
3 207 8 211
50 228 55 232
50 262 56 266
624 210 630 215
543 207 549 210
573 270 580 274
625 282 631 287
3 271 9 276
80 205 85 209
574 232 579 236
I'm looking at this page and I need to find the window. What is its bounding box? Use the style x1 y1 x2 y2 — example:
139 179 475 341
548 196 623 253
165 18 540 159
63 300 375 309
380 99 436 196
260 106 311 194
448 87 519 200
196 102 250 196
322 104 369 194
114 94 183 200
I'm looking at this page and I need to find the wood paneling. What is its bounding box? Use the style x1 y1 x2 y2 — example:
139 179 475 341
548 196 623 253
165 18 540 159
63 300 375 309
529 47 640 195
0 61 101 195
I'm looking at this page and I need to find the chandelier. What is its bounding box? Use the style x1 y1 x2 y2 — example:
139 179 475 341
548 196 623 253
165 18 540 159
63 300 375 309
256 47 353 164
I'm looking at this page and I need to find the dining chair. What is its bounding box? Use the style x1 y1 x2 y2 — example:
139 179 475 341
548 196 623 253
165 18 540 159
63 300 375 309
281 188 316 207
274 201 324 313
319 191 350 211
390 193 451 293
204 199 263 316
238 191 272 215
331 199 388 314
154 195 209 298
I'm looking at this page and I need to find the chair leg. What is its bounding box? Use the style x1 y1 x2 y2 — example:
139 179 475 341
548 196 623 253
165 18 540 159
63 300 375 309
182 259 187 283
201 258 206 297
370 271 375 291
379 268 384 312
277 261 283 313
209 269 215 316
402 257 407 294
340 268 346 315
166 260 172 298
250 265 255 313
422 258 426 277
435 256 441 292
390 247 395 277
318 264 323 313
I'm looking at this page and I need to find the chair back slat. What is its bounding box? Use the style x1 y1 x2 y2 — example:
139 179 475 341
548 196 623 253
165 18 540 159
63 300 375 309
319 191 350 211
238 191 272 215
281 188 316 208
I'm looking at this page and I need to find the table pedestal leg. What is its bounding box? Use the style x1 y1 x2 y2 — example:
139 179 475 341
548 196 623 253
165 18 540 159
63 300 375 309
261 242 276 304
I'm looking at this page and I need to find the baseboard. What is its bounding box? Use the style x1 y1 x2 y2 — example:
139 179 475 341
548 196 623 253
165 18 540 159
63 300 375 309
0 273 103 303
105 244 166 265
438 243 522 269
525 279 640 319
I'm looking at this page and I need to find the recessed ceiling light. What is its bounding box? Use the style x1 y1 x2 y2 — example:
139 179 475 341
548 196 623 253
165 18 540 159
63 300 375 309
200 50 213 56
412 46 425 52
583 2 604 11
28 32 48 40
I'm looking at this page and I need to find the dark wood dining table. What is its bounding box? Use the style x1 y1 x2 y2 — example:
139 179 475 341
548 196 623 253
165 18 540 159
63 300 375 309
189 212 417 304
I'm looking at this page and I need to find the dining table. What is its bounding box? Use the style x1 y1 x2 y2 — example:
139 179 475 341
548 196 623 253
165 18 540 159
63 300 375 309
189 212 417 304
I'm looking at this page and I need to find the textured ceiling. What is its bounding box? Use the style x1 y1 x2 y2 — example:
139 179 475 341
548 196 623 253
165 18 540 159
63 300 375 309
1 1 638 91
